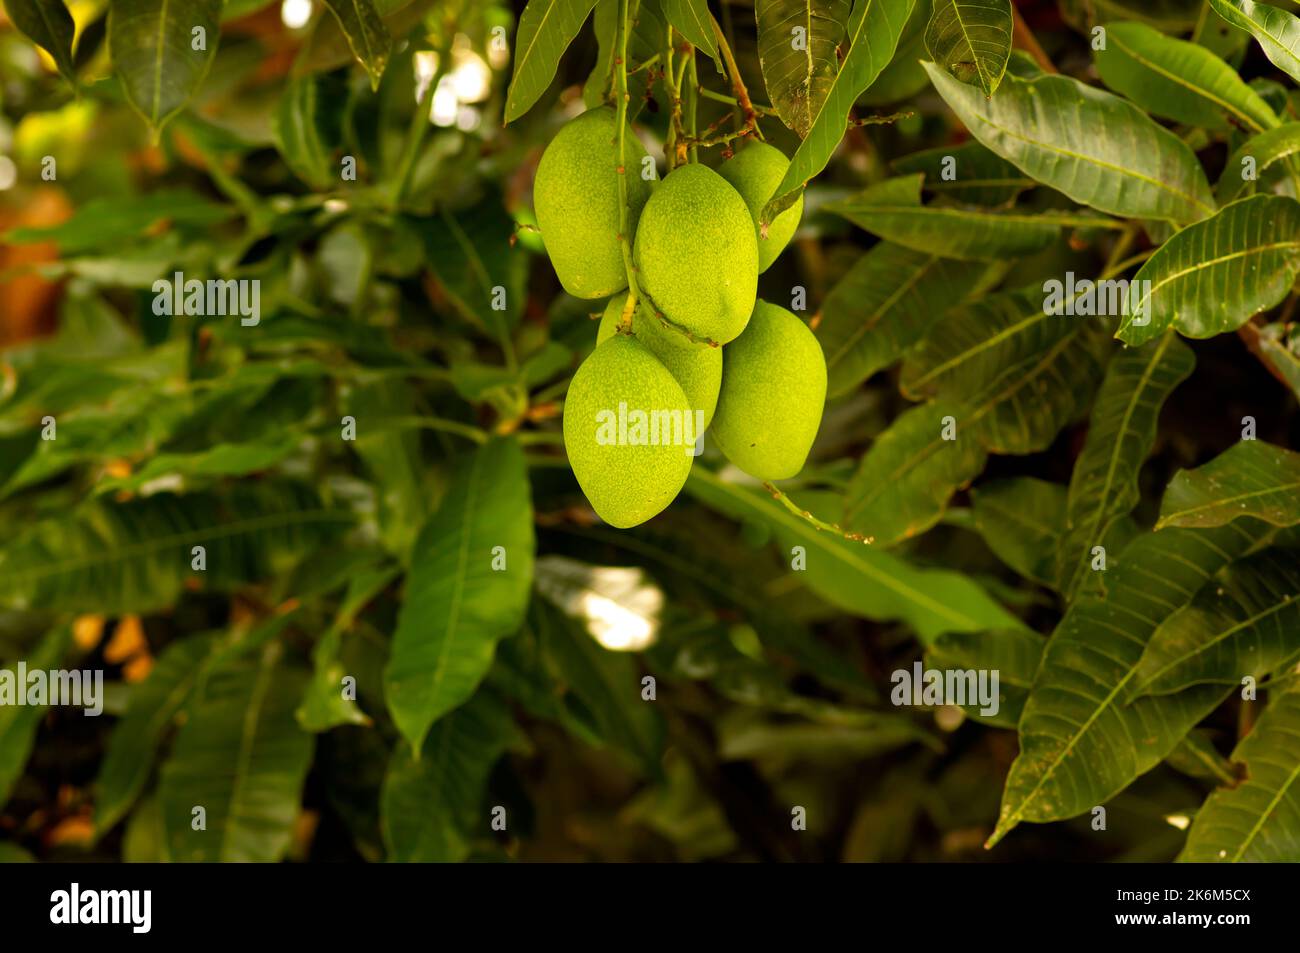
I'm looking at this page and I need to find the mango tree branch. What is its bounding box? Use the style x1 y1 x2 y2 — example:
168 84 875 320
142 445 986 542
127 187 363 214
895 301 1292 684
709 13 764 141
614 0 642 332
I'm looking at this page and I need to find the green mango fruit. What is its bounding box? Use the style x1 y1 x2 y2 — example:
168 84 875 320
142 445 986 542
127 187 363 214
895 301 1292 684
632 163 758 345
597 296 722 427
563 335 697 527
534 107 652 299
717 141 804 273
711 300 826 480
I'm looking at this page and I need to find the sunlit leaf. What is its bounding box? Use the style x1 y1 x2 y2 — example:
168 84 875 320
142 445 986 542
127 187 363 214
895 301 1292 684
1158 440 1300 529
754 0 851 138
1209 0 1300 85
1217 122 1300 202
4 0 77 83
505 0 600 123
924 0 1013 96
664 0 719 62
108 0 223 131
319 0 391 89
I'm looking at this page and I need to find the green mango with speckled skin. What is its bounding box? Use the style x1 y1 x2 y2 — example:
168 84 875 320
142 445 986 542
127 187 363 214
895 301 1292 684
597 297 722 427
534 108 652 299
632 163 757 345
711 300 826 480
717 142 804 273
563 335 696 527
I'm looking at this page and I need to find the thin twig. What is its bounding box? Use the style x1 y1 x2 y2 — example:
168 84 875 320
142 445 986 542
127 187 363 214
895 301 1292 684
763 482 874 544
614 0 642 333
710 13 764 141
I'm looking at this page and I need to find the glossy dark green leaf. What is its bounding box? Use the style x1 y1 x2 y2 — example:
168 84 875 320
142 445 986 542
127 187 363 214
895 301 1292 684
970 477 1067 587
381 689 519 862
1210 0 1300 84
1118 196 1300 345
94 634 216 835
1180 682 1300 861
418 200 529 338
505 0 600 123
927 627 1044 728
1132 550 1300 697
891 140 1035 206
686 467 1020 642
924 61 1217 224
385 438 535 753
1056 335 1195 598
0 626 69 807
159 639 313 862
1158 440 1300 529
4 0 77 82
763 0 917 223
989 520 1272 847
108 0 223 130
818 241 992 396
1217 122 1300 202
319 0 391 89
924 0 1013 96
1094 21 1278 133
754 0 851 138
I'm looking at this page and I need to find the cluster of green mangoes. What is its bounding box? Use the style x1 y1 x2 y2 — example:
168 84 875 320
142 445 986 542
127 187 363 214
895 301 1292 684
535 107 827 528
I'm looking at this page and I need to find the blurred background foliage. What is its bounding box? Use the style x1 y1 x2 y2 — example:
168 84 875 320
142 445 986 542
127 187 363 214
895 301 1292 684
0 0 1297 864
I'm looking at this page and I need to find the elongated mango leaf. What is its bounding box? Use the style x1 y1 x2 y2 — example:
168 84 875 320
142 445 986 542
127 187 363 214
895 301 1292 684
381 689 519 862
763 0 917 223
825 174 1114 261
1094 21 1278 133
927 627 1044 727
1210 0 1300 84
924 0 1013 96
4 0 77 83
108 0 223 131
1159 440 1300 529
1180 682 1300 861
160 640 313 862
274 72 347 189
1131 550 1300 697
319 0 390 88
989 520 1273 847
923 61 1217 224
505 0 600 123
0 483 352 614
1119 196 1300 345
0 626 70 808
686 467 1020 642
664 0 718 61
891 140 1035 206
417 199 528 338
819 241 991 396
1218 122 1300 202
94 634 216 836
385 438 535 753
970 477 1068 588
1257 323 1300 402
1056 335 1195 598
754 0 851 138
1166 730 1237 785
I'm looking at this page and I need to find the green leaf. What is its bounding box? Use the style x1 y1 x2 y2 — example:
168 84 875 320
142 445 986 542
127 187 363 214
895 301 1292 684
1056 334 1196 598
664 0 718 61
825 173 1115 261
4 0 77 83
1094 21 1278 133
1159 441 1300 529
0 483 352 614
924 0 1013 96
989 520 1273 847
754 0 851 138
0 625 70 807
1118 196 1300 346
927 627 1044 727
1210 0 1300 85
345 379 429 559
381 688 519 862
532 595 665 775
385 438 536 753
274 72 347 189
762 0 917 223
923 61 1217 224
1179 682 1300 861
892 140 1035 206
970 476 1068 588
505 0 600 123
108 0 223 131
1256 323 1300 402
1131 549 1300 697
417 199 529 338
90 437 303 496
319 0 391 89
4 189 233 255
94 634 216 836
583 0 664 115
1217 122 1300 203
686 467 1021 642
160 639 313 862
818 242 992 396
1166 730 1237 785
